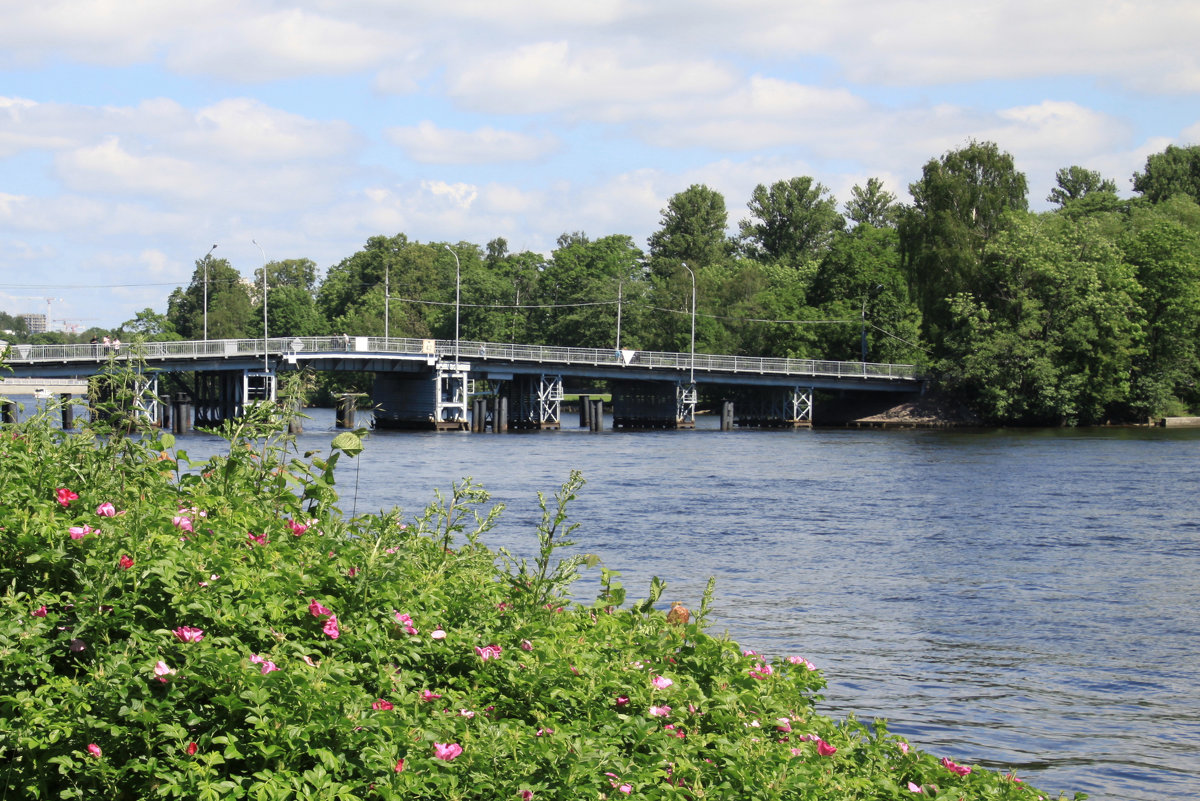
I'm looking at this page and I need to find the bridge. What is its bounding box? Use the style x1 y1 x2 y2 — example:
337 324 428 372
2 336 922 431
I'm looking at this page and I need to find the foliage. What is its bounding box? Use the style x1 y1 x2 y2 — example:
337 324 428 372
1132 143 1200 205
844 178 899 229
0 367 1075 800
166 257 256 340
738 177 845 269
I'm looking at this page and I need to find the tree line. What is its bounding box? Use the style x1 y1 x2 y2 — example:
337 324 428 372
5 142 1199 425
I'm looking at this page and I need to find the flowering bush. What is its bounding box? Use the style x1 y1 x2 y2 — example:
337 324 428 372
0 370 1078 800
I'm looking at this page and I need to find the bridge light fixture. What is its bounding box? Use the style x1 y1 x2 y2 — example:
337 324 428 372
444 244 460 363
681 262 696 384
202 244 216 341
253 239 267 372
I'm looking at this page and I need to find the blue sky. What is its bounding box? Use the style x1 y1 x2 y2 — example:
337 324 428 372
2 0 1198 331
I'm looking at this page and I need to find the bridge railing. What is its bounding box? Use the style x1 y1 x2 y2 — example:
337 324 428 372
4 336 919 381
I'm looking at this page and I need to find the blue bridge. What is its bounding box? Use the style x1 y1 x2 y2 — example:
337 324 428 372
2 336 922 431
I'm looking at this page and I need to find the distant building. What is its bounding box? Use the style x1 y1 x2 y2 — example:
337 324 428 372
20 313 47 333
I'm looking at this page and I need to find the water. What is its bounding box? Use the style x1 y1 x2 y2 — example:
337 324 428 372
184 411 1200 801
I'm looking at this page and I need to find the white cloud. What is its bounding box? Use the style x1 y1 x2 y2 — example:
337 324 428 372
387 121 559 164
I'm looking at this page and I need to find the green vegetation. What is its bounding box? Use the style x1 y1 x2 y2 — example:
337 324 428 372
0 369 1078 799
5 142 1200 425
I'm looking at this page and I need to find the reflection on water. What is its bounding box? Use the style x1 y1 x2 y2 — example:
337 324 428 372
181 411 1200 801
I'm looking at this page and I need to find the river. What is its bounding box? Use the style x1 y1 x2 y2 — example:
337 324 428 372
183 409 1199 801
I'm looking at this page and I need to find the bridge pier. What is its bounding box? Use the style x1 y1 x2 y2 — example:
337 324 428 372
497 374 562 430
732 386 813 428
372 364 468 430
612 380 696 429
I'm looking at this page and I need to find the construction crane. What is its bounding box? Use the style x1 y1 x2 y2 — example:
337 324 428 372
58 318 97 334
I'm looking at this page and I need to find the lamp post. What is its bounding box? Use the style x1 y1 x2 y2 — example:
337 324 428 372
252 240 267 372
615 277 624 351
860 283 883 363
443 244 460 362
384 266 389 341
202 244 216 340
681 262 696 384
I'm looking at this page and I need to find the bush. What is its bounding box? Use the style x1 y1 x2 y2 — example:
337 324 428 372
0 374 1076 799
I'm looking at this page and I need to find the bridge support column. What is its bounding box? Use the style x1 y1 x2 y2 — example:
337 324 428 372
590 398 605 431
372 365 468 430
60 393 75 430
612 380 695 429
720 400 734 431
578 395 591 428
733 386 813 428
494 395 508 433
1 401 16 425
499 374 561 430
171 394 192 434
336 394 357 429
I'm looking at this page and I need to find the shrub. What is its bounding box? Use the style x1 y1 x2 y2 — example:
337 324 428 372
0 370 1077 799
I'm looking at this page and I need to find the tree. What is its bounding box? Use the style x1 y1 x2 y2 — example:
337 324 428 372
119 308 180 341
738 176 844 268
1120 196 1200 416
939 213 1142 425
166 257 255 339
900 140 1029 339
1132 144 1200 205
844 177 898 228
253 259 325 338
647 185 731 276
808 225 923 364
1047 166 1118 207
537 233 645 349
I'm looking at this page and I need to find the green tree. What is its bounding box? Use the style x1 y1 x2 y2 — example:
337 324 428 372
901 140 1029 339
939 213 1142 425
738 176 844 268
536 233 645 349
166 257 255 339
647 184 731 276
1132 144 1200 205
118 308 181 341
1120 196 1200 416
809 225 923 364
1047 166 1118 207
844 177 899 229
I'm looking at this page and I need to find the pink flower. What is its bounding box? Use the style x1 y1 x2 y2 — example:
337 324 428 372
616 695 629 707
309 599 333 618
154 660 176 678
749 662 774 680
649 705 671 717
742 649 758 657
287 518 308 536
459 709 475 718
301 654 318 667
119 554 134 570
898 742 910 755
87 743 102 758
323 614 340 639
420 690 442 702
787 655 817 670
817 739 837 756
521 791 534 800
908 781 924 793
372 699 394 711
56 488 78 507
32 605 47 618
475 644 502 661
618 784 632 794
776 718 792 732
187 742 198 756
96 502 116 517
431 627 446 640
941 757 971 776
520 639 533 651
347 567 359 577
432 742 463 761
247 531 268 546
535 727 553 736
68 524 96 540
652 675 673 690
394 758 405 773
172 626 204 642
171 515 193 532
394 612 418 635
259 660 279 674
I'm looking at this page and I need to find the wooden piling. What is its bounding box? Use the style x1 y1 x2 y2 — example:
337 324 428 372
60 393 74 430
721 400 734 431
171 394 191 434
494 396 508 433
590 399 604 431
1 401 15 425
579 394 591 428
336 394 356 429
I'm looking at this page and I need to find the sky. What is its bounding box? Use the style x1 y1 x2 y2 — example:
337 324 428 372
2 0 1198 332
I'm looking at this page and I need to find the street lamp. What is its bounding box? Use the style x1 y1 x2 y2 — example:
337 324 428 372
681 262 696 384
615 277 624 351
860 283 883 363
253 240 267 372
443 244 460 362
202 244 216 340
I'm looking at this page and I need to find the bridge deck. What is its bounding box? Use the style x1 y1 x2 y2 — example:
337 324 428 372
4 336 921 392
